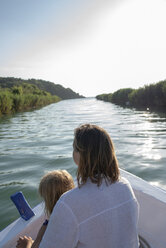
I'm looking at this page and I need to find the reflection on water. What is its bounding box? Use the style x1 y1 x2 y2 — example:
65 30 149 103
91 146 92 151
0 98 166 230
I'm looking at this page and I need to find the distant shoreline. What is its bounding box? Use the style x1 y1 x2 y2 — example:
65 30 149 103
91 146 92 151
96 80 166 112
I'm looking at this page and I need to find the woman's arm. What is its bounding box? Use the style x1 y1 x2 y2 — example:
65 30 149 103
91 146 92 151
39 201 78 248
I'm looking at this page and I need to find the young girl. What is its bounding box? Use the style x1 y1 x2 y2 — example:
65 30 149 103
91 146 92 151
16 170 75 248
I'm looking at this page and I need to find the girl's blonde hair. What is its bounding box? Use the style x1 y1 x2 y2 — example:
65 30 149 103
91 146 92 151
73 124 120 187
39 170 74 216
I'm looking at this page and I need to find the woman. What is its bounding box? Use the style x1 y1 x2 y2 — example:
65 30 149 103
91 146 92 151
39 124 139 248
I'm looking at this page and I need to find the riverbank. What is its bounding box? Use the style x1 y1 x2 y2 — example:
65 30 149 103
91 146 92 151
96 80 166 111
0 77 84 116
0 83 60 116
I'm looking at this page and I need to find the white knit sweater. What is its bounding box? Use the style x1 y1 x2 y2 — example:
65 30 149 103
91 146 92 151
39 177 139 248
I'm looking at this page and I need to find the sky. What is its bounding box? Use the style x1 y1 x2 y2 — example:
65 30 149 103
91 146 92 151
1 0 166 97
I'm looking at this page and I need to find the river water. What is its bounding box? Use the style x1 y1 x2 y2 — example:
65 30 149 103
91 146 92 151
0 97 166 230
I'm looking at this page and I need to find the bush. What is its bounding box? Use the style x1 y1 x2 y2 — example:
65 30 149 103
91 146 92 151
0 91 13 114
96 80 166 110
0 84 61 116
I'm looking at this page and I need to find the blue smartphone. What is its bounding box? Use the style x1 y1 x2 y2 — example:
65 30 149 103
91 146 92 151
10 191 35 221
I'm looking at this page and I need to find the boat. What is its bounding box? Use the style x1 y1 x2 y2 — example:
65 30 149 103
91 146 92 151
0 169 166 248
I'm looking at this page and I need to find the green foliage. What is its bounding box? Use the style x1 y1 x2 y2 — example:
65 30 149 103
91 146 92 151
0 91 13 115
12 86 23 95
110 88 133 106
128 81 166 108
0 83 61 116
96 93 112 102
12 94 24 111
96 80 166 110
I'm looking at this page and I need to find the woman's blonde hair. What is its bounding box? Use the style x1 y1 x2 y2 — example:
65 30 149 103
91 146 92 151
73 124 120 187
39 170 74 216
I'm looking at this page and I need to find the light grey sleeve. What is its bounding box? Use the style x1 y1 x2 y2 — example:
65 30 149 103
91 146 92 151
39 200 78 248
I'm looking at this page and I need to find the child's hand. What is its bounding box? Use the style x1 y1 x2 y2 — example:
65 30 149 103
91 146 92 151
16 236 34 248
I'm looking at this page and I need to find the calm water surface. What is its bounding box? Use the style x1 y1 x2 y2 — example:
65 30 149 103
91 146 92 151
0 98 166 230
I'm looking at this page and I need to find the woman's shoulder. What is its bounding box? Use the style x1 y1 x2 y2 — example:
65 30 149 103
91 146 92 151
119 176 131 186
116 176 137 199
59 186 80 202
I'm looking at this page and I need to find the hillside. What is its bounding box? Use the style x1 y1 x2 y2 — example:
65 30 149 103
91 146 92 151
0 77 84 100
